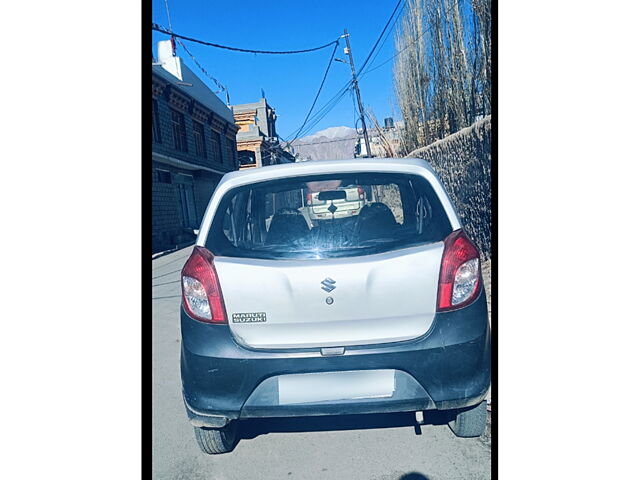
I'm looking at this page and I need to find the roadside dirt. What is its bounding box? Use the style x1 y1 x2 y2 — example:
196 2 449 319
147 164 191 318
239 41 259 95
478 411 492 450
482 258 491 324
481 259 492 410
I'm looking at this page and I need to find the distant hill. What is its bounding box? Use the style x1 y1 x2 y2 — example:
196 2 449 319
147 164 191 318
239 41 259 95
290 126 359 161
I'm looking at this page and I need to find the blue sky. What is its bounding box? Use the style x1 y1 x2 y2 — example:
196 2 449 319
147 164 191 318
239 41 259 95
152 0 403 139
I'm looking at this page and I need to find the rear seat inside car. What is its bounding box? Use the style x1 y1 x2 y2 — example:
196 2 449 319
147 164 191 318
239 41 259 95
266 208 310 246
355 203 399 242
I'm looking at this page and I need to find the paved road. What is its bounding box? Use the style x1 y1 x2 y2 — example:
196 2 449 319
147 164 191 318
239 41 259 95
152 247 491 480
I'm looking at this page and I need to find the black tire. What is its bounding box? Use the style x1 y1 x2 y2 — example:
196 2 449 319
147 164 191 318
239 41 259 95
193 422 239 454
448 400 487 438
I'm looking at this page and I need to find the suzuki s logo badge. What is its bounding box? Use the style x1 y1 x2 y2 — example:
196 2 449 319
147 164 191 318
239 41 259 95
321 277 336 293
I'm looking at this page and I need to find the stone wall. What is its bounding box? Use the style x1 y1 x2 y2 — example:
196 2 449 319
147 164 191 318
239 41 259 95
407 116 492 259
151 161 223 253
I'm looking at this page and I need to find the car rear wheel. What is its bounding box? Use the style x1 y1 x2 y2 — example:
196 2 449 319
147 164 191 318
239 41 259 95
448 400 487 438
193 421 239 454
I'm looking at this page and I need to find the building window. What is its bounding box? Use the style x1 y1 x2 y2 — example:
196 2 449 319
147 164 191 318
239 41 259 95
170 109 188 152
157 169 171 183
238 151 255 167
193 121 207 158
225 137 234 165
152 99 162 143
175 174 198 228
211 130 223 163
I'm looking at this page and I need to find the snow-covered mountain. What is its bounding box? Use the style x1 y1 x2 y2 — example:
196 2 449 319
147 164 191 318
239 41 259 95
291 126 358 161
302 126 357 142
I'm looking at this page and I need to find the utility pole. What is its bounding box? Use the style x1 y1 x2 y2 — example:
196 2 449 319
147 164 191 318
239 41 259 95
343 28 372 158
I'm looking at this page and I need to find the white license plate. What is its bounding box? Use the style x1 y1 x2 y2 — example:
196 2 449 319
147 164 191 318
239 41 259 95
278 370 396 405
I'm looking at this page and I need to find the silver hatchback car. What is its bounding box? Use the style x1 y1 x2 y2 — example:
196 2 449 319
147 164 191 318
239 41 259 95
180 158 491 454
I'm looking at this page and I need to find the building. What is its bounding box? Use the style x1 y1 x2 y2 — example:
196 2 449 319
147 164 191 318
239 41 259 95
152 40 240 253
232 98 294 169
355 117 403 158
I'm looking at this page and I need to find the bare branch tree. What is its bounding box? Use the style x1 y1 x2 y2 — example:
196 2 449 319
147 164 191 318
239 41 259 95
393 0 430 153
393 0 491 149
366 109 397 158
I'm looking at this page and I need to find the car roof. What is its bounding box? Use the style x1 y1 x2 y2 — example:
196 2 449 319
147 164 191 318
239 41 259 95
220 158 438 185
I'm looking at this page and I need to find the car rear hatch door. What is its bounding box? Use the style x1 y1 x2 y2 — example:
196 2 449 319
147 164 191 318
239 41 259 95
215 242 443 349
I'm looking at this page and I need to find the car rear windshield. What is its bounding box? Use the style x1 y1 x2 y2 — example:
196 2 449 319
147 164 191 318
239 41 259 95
206 172 452 259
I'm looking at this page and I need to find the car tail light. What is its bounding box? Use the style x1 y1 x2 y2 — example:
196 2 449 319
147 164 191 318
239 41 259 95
306 193 313 206
437 230 482 311
181 246 227 323
357 186 365 200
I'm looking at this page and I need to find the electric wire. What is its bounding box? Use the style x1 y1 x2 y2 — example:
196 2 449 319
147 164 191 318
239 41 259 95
153 1 408 151
285 0 404 142
350 88 359 131
361 51 398 76
295 87 352 139
175 38 227 94
291 0 462 140
163 0 174 31
288 42 340 144
364 0 407 73
284 79 352 141
289 83 352 143
355 0 405 76
285 81 353 142
361 0 466 78
296 78 354 132
153 23 340 55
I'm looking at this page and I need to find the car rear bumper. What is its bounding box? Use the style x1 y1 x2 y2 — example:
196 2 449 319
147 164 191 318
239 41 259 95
180 288 491 427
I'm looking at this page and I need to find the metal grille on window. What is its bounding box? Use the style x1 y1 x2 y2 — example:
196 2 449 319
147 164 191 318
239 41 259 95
171 109 188 152
175 174 198 228
156 169 171 184
194 121 206 158
211 131 222 163
225 138 233 165
152 99 161 143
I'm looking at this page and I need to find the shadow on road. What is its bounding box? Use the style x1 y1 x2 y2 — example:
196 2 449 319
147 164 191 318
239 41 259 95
399 473 430 480
236 410 453 441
